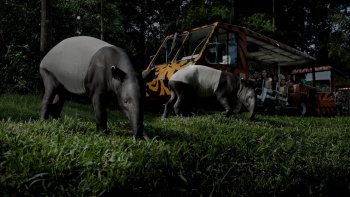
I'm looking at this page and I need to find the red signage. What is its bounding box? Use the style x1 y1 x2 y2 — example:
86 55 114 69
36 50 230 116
291 65 332 74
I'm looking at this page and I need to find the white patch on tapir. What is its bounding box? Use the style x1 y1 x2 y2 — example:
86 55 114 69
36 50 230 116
170 65 222 97
40 36 112 94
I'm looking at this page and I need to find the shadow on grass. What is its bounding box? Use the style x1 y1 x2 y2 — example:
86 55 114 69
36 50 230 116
0 93 298 142
0 94 41 122
253 114 296 128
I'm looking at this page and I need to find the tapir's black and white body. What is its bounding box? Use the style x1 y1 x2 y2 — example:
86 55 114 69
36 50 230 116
161 65 256 120
40 36 153 139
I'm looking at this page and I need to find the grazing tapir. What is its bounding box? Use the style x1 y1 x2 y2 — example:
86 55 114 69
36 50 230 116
40 36 154 140
161 65 256 120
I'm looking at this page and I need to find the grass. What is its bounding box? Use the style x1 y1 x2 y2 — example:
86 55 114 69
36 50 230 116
0 93 350 196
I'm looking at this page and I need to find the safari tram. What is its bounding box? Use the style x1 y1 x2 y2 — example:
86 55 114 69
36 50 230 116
142 22 350 117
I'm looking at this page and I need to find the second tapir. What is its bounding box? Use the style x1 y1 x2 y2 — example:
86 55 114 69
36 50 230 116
161 65 257 120
40 36 154 140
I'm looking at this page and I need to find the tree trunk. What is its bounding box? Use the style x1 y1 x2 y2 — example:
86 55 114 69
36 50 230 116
39 0 52 95
40 0 52 59
231 0 238 25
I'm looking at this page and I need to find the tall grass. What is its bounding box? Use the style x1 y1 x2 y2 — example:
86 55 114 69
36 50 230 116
0 94 350 196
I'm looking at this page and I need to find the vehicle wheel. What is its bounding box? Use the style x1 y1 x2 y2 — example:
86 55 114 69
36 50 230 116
299 102 307 117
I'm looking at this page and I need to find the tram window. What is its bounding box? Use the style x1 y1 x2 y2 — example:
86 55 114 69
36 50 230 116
205 28 237 67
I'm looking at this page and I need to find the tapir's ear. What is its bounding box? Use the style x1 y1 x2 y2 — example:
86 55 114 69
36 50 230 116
142 67 155 83
111 66 126 82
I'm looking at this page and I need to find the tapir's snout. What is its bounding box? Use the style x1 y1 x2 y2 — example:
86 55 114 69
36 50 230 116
119 83 149 140
240 87 256 120
247 89 257 120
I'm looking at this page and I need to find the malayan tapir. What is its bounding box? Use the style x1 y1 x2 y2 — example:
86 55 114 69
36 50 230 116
161 65 256 120
40 36 154 140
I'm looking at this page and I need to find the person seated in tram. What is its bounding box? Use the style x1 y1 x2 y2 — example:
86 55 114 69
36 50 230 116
219 47 230 65
250 69 263 90
279 78 289 105
334 90 347 115
285 74 295 93
279 79 288 96
320 84 330 92
260 69 272 105
271 74 279 96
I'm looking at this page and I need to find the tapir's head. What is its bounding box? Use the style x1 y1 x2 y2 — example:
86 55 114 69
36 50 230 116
111 65 155 140
238 82 257 120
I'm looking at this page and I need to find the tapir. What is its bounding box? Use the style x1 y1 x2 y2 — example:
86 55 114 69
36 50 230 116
161 65 256 120
40 36 154 140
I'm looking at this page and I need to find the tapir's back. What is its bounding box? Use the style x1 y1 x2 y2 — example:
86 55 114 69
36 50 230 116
40 36 112 94
170 65 222 97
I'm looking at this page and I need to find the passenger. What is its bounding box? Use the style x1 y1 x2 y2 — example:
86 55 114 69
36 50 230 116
278 73 285 80
335 91 346 116
260 69 272 105
285 74 292 83
335 91 345 102
279 79 289 105
320 84 329 92
271 74 279 92
220 47 230 64
285 74 295 93
279 79 288 96
251 69 262 89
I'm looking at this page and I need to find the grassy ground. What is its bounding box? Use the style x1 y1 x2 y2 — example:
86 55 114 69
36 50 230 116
0 94 350 196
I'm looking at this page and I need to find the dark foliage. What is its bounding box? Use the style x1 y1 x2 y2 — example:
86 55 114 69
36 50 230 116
0 0 349 94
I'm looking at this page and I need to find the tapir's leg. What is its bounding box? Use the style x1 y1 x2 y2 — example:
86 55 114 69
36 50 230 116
172 82 193 116
214 72 239 117
218 97 233 117
181 86 197 116
161 89 177 121
40 68 59 120
41 90 56 119
91 93 107 132
50 87 66 118
173 95 183 116
216 92 236 117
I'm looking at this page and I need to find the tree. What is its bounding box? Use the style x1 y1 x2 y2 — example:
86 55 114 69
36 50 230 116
39 0 52 94
326 4 350 72
275 0 350 71
40 0 52 59
0 0 41 93
1 0 349 94
240 13 274 34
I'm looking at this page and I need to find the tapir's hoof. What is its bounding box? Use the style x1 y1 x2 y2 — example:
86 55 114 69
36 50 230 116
133 135 149 141
143 136 150 141
134 129 149 141
221 111 231 117
102 130 110 135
